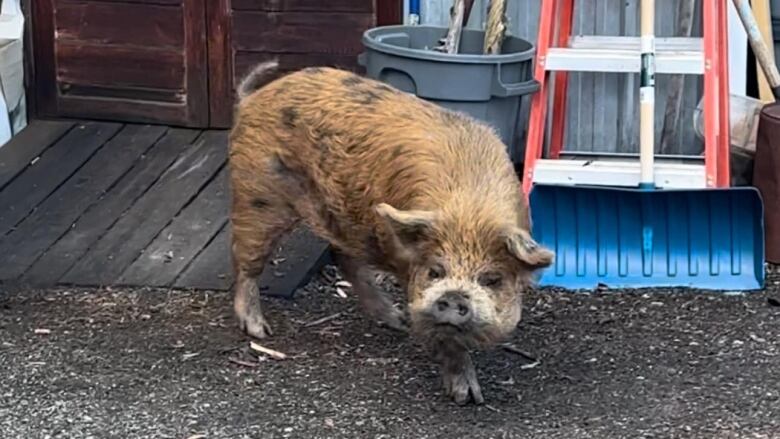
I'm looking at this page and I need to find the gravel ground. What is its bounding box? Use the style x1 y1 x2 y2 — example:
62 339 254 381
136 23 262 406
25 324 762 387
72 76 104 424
2 268 780 439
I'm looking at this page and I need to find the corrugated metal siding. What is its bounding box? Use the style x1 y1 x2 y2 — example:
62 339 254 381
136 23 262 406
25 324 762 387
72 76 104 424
420 0 705 155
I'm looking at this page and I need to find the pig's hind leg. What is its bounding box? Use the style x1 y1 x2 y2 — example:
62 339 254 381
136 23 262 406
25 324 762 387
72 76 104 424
230 180 298 339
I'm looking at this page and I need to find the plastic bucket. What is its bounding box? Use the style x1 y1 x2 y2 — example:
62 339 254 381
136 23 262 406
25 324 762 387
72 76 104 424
358 25 538 165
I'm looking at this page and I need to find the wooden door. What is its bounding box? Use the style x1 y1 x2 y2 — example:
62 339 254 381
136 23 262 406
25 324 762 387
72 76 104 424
31 0 209 127
29 0 398 128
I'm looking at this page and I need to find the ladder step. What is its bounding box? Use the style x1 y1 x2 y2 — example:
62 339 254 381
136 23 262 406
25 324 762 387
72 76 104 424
558 150 704 163
532 159 707 189
545 36 704 75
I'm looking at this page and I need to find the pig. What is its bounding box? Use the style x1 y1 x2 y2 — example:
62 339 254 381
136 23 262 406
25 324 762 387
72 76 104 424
228 60 554 405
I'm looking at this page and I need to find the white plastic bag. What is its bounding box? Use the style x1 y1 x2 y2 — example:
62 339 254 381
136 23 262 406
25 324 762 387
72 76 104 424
0 0 24 43
0 0 25 148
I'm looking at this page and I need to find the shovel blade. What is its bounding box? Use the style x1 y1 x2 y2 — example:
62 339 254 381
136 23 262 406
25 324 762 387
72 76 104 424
529 184 765 291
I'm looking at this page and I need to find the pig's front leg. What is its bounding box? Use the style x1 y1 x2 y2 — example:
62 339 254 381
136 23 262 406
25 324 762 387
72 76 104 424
433 342 484 405
333 253 409 332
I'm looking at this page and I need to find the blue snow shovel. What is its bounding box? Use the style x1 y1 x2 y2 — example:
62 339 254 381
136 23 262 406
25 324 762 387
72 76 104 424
526 0 765 291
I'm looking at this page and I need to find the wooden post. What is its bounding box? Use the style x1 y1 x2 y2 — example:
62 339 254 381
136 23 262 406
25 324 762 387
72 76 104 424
438 0 466 54
752 0 776 102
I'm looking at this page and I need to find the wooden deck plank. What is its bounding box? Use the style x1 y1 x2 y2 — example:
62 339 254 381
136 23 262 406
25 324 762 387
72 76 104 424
0 122 122 237
22 128 202 286
0 124 168 281
172 224 332 296
61 130 227 286
0 120 75 190
255 226 332 297
118 167 228 287
173 223 233 290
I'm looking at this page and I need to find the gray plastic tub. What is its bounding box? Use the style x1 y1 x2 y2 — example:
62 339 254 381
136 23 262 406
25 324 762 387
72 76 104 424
358 25 538 165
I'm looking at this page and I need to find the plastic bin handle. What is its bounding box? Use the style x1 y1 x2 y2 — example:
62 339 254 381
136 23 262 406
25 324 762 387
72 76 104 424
357 52 367 67
374 32 411 44
491 63 540 97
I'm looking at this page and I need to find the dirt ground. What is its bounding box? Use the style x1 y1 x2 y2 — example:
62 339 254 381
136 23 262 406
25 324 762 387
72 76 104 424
1 267 780 439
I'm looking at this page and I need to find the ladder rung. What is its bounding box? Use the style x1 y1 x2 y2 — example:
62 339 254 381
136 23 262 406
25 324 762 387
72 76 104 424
558 151 704 163
532 159 707 189
545 36 704 75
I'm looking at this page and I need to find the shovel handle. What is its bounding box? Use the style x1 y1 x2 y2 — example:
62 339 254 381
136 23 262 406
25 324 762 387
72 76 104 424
639 0 656 187
731 0 780 95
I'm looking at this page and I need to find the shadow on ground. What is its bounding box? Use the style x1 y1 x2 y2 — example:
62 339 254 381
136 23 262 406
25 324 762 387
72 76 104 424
1 268 779 439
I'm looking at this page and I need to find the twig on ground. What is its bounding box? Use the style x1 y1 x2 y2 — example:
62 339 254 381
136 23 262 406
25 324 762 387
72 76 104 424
520 360 540 370
228 356 260 368
305 312 343 328
501 343 537 362
249 341 288 360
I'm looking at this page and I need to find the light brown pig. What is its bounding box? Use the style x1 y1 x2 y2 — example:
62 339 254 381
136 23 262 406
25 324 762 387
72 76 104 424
228 61 554 405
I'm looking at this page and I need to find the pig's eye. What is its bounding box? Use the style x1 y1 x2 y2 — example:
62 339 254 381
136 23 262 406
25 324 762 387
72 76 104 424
478 272 503 288
428 264 445 280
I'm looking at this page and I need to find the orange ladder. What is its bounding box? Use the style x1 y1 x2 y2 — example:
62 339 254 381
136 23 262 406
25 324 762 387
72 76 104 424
521 0 731 196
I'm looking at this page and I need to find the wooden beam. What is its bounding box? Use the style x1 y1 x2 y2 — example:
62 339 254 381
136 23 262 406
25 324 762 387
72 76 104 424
752 0 776 102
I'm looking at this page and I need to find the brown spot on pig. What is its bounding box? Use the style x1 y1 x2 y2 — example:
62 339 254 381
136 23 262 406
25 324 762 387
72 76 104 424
228 65 554 405
281 107 298 128
342 76 365 87
252 198 270 209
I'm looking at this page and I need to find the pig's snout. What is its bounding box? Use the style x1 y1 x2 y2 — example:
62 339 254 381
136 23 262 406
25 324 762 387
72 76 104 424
432 291 472 326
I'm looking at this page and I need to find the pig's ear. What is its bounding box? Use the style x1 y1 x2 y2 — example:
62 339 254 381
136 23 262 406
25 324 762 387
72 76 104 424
375 203 437 246
503 227 554 269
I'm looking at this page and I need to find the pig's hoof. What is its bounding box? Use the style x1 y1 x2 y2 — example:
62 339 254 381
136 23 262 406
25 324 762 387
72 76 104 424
442 368 484 406
379 307 410 333
239 311 273 339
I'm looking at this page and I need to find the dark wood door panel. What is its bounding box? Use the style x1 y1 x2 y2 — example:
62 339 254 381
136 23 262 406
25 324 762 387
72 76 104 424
55 1 185 48
56 43 185 92
232 11 374 54
232 0 374 12
32 0 207 127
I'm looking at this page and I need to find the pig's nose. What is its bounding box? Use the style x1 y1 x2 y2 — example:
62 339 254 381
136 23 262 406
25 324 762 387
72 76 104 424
432 291 472 325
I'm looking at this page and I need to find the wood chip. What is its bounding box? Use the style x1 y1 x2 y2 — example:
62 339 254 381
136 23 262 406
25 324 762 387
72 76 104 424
304 312 342 328
335 280 352 288
520 360 540 370
182 352 200 360
335 287 348 299
33 328 51 335
186 434 206 439
249 341 287 360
